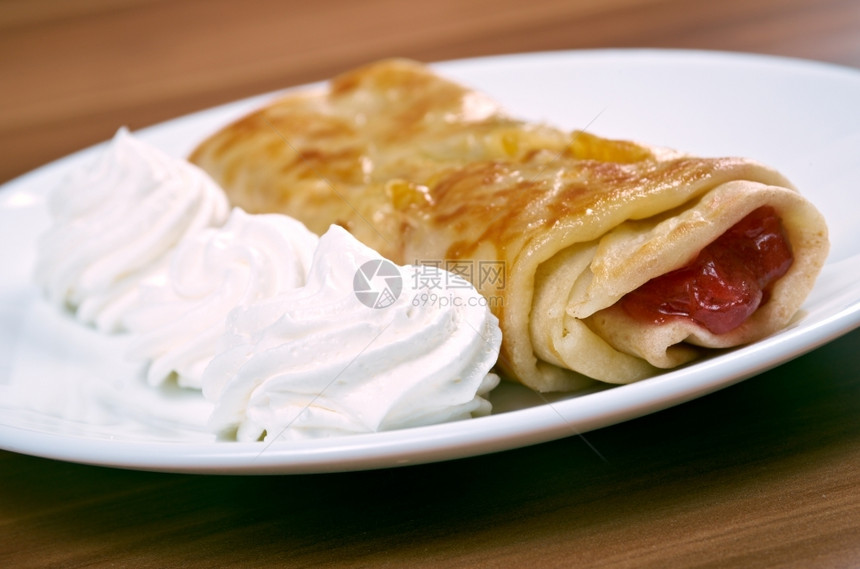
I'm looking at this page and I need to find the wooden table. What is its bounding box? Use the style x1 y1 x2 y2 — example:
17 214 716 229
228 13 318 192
2 1 859 566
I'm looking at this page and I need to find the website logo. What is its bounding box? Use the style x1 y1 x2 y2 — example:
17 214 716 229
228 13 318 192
353 259 403 309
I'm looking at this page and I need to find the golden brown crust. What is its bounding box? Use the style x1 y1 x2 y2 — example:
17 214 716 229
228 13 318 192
190 58 829 391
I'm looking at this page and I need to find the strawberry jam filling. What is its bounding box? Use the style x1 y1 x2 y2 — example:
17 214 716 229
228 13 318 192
619 206 794 335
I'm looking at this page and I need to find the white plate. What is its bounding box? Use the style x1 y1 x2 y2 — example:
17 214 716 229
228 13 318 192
2 49 859 474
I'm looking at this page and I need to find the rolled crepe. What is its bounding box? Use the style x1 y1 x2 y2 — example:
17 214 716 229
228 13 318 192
189 59 829 392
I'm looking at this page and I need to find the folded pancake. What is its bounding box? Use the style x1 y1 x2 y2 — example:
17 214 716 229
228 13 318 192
189 58 829 392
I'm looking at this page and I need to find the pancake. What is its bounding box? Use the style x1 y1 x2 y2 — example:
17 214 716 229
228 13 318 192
189 58 829 391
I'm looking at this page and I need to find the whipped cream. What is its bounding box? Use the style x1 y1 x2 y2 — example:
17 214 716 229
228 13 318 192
124 207 319 389
202 225 502 441
33 127 230 332
32 129 503 439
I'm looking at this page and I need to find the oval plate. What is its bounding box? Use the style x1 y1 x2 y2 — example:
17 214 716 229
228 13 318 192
1 49 859 474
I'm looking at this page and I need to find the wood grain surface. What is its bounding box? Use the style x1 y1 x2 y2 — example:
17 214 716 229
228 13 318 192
1 1 859 567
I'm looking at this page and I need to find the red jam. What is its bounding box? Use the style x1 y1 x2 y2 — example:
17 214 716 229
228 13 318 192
619 206 794 335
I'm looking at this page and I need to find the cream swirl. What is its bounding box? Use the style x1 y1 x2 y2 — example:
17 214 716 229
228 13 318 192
34 127 230 332
202 225 502 441
124 208 319 389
